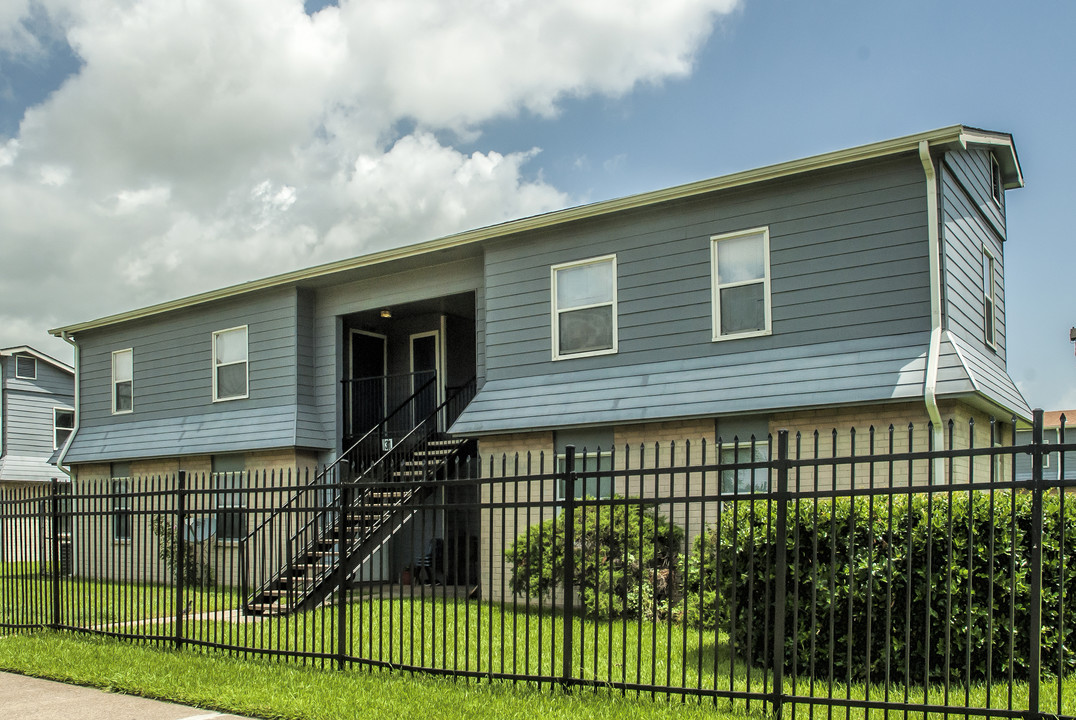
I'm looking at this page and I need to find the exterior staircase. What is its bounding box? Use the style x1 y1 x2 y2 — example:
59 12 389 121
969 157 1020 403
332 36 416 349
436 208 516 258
240 380 476 616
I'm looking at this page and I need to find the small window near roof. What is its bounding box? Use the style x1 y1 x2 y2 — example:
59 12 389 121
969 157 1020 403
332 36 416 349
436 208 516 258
990 154 1003 205
14 355 36 379
54 408 74 449
551 256 617 360
213 326 249 401
711 227 772 340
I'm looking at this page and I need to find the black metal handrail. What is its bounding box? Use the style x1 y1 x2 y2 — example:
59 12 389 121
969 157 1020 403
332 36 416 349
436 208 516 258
241 376 476 613
341 370 437 443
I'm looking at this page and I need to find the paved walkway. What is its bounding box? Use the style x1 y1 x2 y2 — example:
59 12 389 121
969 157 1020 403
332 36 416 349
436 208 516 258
0 671 260 720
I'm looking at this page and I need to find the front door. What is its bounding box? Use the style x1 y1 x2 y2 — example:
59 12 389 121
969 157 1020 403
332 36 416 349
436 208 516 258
349 330 387 439
410 331 440 429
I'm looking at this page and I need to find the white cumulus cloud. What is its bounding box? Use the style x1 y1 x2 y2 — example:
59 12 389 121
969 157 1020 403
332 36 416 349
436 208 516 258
0 0 741 359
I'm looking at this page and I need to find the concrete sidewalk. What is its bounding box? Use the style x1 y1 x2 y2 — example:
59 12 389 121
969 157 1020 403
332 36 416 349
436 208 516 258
0 671 260 720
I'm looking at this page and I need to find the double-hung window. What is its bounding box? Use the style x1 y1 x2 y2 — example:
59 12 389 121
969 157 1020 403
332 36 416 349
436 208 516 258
212 455 247 542
711 227 771 340
14 355 36 379
554 451 614 502
110 462 132 542
112 348 133 414
719 441 769 494
212 326 248 401
551 255 617 360
54 408 74 449
982 247 997 349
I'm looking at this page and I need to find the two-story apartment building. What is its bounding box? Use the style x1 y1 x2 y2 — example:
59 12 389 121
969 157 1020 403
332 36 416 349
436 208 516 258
49 125 1030 601
0 346 75 560
0 346 74 490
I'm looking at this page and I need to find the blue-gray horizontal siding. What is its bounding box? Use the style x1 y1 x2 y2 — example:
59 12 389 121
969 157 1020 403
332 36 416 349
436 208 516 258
2 358 74 463
943 333 1030 419
453 334 931 434
4 390 73 456
68 287 330 460
1014 428 1076 481
3 356 73 397
941 151 1006 368
63 406 315 463
467 156 932 432
312 257 484 453
944 148 1005 240
0 455 62 483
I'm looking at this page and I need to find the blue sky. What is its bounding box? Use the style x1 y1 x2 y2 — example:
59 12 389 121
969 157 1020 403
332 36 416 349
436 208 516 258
0 0 1072 410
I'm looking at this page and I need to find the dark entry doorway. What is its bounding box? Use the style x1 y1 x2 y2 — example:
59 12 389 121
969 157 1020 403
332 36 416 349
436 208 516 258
350 331 387 438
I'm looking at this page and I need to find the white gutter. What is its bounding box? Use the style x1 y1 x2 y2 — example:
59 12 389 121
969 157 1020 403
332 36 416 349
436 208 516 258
56 331 79 481
919 141 945 483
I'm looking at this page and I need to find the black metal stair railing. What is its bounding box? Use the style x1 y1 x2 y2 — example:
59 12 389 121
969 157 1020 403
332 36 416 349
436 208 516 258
341 371 437 449
239 377 477 616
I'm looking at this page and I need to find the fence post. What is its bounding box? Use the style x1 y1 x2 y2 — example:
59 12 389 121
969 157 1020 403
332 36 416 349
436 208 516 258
1028 409 1044 720
49 477 61 630
561 445 576 690
336 467 350 671
175 470 187 651
771 430 790 716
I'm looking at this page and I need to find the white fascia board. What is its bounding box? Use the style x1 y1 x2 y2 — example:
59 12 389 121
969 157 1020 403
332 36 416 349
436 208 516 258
957 129 1024 188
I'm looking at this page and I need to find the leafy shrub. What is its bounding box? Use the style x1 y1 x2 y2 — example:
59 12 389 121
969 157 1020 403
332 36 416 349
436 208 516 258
150 515 216 587
687 490 1076 683
505 497 684 619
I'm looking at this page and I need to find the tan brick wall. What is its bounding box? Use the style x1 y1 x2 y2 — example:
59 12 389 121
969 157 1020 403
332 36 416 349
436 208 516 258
477 431 553 601
771 400 1012 489
67 447 322 587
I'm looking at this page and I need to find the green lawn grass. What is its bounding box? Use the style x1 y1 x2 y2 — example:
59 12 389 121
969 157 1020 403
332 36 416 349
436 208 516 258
0 631 739 720
4 579 1076 720
0 561 236 628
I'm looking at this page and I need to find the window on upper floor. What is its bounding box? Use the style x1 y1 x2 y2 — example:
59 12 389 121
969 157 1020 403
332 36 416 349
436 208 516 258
212 326 248 401
14 355 36 379
990 154 1003 206
54 408 74 449
551 255 617 360
711 227 772 341
112 348 133 414
982 246 997 349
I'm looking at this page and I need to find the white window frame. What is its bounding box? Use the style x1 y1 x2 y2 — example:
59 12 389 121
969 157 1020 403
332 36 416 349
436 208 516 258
214 471 247 543
53 407 74 450
550 255 618 361
554 451 614 503
112 348 133 415
711 227 772 342
982 246 997 350
990 154 1003 206
719 441 770 494
14 355 36 379
212 325 249 402
112 478 132 542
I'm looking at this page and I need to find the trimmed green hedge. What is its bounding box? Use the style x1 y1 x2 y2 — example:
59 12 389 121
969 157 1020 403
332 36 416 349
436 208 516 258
687 490 1076 683
506 497 684 619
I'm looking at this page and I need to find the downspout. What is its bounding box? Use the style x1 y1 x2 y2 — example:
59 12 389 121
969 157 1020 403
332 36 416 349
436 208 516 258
56 331 79 481
918 141 945 483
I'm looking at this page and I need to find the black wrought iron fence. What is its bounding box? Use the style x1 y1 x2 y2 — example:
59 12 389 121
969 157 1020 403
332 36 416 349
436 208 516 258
1 410 1074 719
